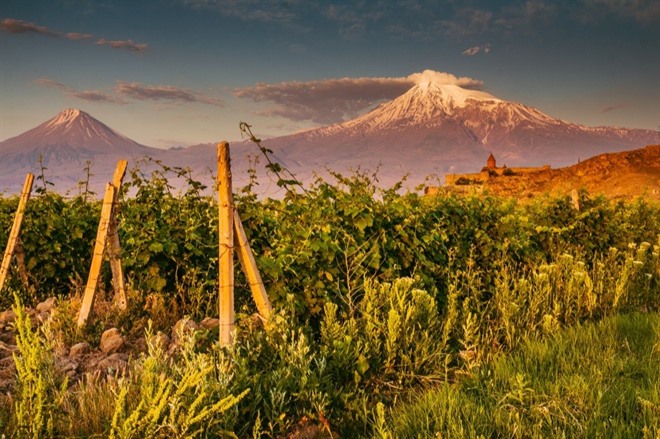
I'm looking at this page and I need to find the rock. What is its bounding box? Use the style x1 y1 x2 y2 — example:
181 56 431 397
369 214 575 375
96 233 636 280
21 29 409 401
36 297 56 313
0 356 16 369
37 312 51 323
0 362 15 392
70 342 92 357
171 318 198 344
55 357 79 379
95 353 128 377
0 341 18 359
129 337 147 354
100 328 124 354
148 332 171 351
53 344 70 357
200 317 220 330
0 332 15 345
0 310 16 325
0 378 13 393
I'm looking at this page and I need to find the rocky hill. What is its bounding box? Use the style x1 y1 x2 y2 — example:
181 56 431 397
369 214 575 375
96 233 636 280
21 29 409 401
479 145 660 200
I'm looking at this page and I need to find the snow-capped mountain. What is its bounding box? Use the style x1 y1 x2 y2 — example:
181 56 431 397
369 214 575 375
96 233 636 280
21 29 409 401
1 108 153 160
256 81 658 188
0 109 157 193
1 81 657 196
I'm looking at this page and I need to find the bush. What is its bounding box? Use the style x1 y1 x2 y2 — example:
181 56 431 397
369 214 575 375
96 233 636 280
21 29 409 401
10 293 66 438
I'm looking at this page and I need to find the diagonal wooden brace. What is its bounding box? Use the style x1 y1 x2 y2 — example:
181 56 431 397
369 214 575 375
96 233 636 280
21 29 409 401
107 160 128 309
77 182 116 327
234 209 272 320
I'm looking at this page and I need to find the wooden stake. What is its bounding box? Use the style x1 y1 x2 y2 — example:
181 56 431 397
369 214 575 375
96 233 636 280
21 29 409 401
234 210 272 320
13 240 29 288
107 160 128 309
217 141 235 346
77 183 115 327
0 173 34 292
571 189 580 211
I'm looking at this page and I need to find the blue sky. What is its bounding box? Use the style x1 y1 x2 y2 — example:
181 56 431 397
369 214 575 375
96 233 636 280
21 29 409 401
1 0 658 148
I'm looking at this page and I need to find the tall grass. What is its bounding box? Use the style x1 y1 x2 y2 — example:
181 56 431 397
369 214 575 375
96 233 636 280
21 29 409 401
383 312 660 437
439 238 659 371
9 293 66 438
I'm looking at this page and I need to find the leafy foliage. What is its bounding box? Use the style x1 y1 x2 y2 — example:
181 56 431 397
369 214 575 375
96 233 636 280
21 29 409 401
0 164 659 437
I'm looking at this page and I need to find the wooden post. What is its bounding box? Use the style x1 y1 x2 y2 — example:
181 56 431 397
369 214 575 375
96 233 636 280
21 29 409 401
13 241 30 288
107 160 128 309
571 189 580 211
0 173 34 292
217 141 235 346
234 210 272 320
77 183 115 327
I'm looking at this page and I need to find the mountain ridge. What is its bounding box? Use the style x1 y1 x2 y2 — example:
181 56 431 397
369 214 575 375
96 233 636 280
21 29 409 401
256 81 657 189
1 80 658 195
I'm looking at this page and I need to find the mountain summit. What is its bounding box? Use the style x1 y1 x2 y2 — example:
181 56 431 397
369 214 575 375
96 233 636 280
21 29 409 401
0 109 156 193
258 81 658 188
339 82 503 131
1 108 151 157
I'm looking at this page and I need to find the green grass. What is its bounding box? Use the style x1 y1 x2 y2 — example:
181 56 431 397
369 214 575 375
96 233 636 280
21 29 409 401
384 312 660 438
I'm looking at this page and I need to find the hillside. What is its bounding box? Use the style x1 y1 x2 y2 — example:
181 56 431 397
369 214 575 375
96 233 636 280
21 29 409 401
481 145 660 200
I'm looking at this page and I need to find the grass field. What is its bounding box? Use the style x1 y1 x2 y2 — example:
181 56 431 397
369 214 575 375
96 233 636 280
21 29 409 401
382 312 660 438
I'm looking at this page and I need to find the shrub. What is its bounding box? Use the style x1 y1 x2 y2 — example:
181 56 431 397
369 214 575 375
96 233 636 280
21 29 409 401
10 293 66 438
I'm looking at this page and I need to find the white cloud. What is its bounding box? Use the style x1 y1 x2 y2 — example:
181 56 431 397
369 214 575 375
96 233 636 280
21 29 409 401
234 70 484 123
462 43 492 56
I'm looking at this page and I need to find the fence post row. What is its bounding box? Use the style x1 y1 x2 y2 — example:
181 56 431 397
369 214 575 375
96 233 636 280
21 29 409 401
2 151 271 340
0 173 34 292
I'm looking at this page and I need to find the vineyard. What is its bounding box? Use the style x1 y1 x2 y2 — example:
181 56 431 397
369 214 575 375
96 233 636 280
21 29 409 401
0 162 659 437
